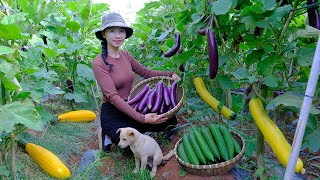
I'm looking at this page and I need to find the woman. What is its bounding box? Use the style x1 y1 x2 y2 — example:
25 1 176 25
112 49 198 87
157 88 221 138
92 13 181 154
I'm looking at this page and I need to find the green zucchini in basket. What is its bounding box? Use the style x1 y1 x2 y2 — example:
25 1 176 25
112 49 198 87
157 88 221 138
219 124 235 159
200 125 221 160
177 142 190 163
188 131 207 165
232 136 241 155
191 127 215 162
209 123 230 161
182 134 200 165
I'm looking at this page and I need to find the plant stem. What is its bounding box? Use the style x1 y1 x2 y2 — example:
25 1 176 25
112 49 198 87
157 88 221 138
1 80 6 105
276 10 294 57
10 133 16 180
256 127 265 171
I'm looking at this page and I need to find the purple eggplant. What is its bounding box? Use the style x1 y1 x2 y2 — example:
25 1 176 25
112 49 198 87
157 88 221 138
206 29 219 79
159 100 169 114
137 89 152 111
164 33 181 58
147 89 156 109
169 80 178 107
151 82 163 112
66 79 74 93
128 84 149 105
307 0 320 30
141 105 149 114
162 84 171 106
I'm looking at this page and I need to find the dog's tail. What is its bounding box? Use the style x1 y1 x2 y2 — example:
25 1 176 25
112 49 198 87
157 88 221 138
163 150 175 161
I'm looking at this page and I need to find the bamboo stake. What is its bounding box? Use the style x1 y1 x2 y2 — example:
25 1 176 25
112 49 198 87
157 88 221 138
284 34 320 179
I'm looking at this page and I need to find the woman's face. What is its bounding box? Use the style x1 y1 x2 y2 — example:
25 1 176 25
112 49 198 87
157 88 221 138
102 27 126 49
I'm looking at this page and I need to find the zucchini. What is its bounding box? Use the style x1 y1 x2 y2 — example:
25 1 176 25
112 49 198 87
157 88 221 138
219 124 235 159
188 132 207 164
18 139 71 179
209 123 229 161
249 98 305 174
200 125 220 160
232 136 241 155
182 134 200 165
192 127 215 162
177 142 190 163
58 110 96 123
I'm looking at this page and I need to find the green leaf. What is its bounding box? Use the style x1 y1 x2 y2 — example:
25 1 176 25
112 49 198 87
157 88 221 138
267 5 291 24
256 55 276 76
1 13 27 24
266 93 320 114
64 92 87 103
18 0 36 18
297 47 315 67
66 21 81 32
0 24 23 40
36 106 54 124
46 87 65 95
0 46 15 55
1 77 20 91
263 75 278 87
0 100 43 133
302 127 320 152
135 24 152 34
79 3 90 20
0 61 19 78
232 68 250 80
76 64 95 81
159 45 169 53
43 48 58 58
217 75 234 89
29 34 45 47
260 0 276 11
232 94 244 114
211 0 232 15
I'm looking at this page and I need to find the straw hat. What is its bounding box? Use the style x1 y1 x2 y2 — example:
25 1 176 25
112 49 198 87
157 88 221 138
95 13 133 40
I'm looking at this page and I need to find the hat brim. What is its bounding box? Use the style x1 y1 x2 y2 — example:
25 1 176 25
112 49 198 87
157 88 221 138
95 22 133 40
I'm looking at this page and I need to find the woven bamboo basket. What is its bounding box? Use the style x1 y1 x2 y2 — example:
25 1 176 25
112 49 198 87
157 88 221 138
128 76 184 119
174 130 245 176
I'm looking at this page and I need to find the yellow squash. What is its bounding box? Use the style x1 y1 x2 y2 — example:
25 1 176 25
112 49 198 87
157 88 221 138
194 77 235 119
25 143 71 179
249 98 305 174
58 110 96 122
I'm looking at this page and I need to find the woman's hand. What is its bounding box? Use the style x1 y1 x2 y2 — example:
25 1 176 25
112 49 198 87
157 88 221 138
172 73 181 81
144 113 168 124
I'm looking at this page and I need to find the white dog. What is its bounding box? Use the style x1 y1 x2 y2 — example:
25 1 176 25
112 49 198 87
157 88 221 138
116 127 175 177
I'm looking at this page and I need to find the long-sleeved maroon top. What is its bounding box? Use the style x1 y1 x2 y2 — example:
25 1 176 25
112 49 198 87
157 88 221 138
92 50 173 123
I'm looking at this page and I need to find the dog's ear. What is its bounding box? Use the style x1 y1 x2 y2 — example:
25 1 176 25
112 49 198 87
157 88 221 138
116 128 122 134
127 129 134 137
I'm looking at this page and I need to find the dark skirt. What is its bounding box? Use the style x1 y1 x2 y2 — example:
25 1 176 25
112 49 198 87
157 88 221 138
100 102 177 144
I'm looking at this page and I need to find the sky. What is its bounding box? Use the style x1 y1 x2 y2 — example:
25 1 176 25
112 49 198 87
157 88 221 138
91 0 155 25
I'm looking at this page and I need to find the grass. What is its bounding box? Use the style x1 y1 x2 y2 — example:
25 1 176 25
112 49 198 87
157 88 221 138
13 121 95 179
10 119 172 180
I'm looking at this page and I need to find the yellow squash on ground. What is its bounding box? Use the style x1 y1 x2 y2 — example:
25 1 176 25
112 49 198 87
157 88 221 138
249 98 305 174
58 110 96 122
194 77 235 119
25 143 71 179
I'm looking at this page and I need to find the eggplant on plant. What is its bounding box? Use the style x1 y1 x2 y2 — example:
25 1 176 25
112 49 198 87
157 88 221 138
164 32 181 58
206 29 219 79
307 0 320 29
